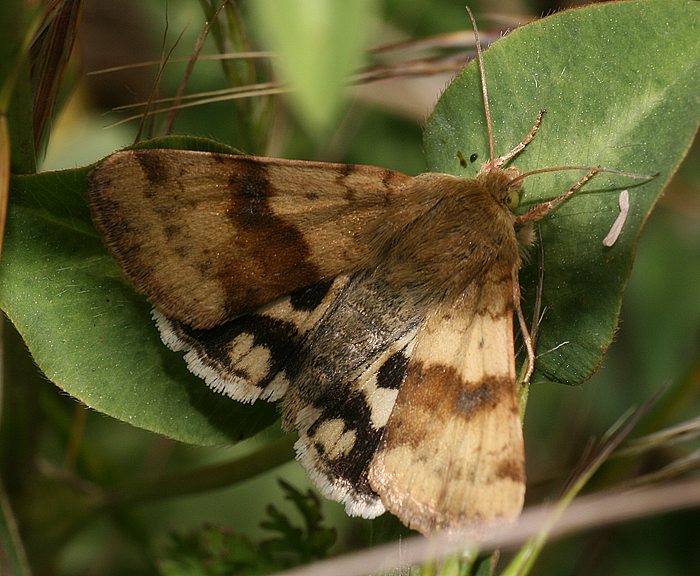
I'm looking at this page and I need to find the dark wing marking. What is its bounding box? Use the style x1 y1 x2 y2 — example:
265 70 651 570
87 150 412 329
295 332 416 518
155 278 346 402
281 270 426 518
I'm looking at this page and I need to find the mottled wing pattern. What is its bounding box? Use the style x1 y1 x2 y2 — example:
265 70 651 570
87 149 412 329
368 268 525 534
88 148 528 533
154 278 348 402
294 331 418 518
281 270 425 518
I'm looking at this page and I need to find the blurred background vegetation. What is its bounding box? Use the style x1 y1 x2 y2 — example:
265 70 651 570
1 0 699 574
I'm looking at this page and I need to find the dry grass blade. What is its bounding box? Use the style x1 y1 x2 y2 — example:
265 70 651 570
106 85 287 129
85 51 275 76
371 28 503 55
271 478 700 576
353 54 465 84
94 24 518 129
163 0 229 134
608 414 700 491
111 82 282 114
133 9 184 141
0 114 9 256
102 52 469 128
615 415 700 458
617 450 700 491
30 0 83 151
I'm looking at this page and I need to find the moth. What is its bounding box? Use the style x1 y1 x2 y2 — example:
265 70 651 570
86 12 645 534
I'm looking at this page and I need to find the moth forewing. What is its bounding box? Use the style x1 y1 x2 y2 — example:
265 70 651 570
87 149 413 329
367 264 525 533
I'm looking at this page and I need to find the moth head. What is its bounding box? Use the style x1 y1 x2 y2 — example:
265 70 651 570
478 166 523 214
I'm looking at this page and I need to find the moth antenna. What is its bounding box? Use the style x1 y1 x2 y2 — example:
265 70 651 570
509 165 657 187
515 167 655 225
465 6 495 166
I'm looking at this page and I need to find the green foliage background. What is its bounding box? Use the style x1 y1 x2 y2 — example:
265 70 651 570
1 0 699 574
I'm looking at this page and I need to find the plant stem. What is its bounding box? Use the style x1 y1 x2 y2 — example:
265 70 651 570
101 434 296 509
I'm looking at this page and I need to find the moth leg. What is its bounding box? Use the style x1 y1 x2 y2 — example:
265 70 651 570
488 109 546 171
515 168 600 225
530 226 546 348
513 268 535 384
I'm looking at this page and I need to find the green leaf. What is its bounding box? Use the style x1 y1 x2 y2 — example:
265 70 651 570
0 137 278 445
250 0 377 135
424 0 700 385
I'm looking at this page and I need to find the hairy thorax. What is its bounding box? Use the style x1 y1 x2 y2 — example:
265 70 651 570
368 170 522 303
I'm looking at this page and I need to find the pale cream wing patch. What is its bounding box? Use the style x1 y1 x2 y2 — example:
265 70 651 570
154 278 348 403
367 279 525 534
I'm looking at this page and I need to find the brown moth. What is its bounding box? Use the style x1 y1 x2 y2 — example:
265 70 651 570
86 11 641 534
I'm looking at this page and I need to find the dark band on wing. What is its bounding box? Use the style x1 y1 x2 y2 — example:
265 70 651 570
300 342 413 510
289 280 334 311
223 159 321 317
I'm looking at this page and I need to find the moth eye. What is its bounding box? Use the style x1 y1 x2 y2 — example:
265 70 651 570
505 189 520 210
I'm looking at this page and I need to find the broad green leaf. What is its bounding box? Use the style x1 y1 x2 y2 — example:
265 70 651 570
250 0 377 135
0 137 278 445
424 0 700 385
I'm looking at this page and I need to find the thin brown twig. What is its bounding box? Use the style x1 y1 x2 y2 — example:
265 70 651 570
272 478 700 576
